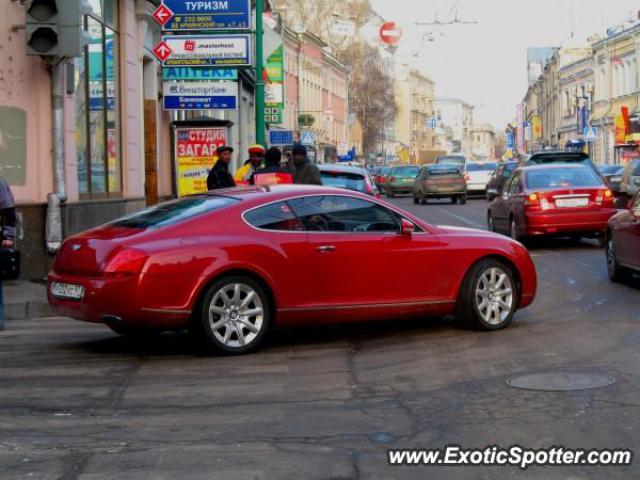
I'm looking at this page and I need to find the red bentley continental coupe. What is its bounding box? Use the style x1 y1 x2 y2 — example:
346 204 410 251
48 185 537 354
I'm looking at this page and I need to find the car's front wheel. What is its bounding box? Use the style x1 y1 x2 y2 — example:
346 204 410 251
459 195 467 205
606 234 628 283
455 259 517 330
196 276 271 355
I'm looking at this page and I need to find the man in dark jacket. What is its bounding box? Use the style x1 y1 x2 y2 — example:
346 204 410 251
206 146 236 190
291 144 322 185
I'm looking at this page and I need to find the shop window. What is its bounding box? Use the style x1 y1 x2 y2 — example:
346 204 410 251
76 0 120 198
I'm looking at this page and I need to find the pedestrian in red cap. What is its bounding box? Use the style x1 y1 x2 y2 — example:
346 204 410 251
235 144 266 183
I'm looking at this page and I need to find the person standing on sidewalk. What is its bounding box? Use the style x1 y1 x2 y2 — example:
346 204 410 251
291 144 322 185
234 145 265 184
0 176 16 330
206 146 236 190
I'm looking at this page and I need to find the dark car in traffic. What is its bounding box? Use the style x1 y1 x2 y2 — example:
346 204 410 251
386 165 420 197
486 161 518 200
599 164 625 195
318 164 380 197
488 164 617 243
413 164 467 204
606 192 640 282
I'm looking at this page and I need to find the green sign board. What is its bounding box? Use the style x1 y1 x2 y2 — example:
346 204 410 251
265 45 284 125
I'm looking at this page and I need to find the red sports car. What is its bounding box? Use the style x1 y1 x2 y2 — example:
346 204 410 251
605 192 640 282
488 164 617 243
48 185 537 355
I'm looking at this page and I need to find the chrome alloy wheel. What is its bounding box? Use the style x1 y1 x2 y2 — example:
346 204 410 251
208 283 264 348
474 267 514 325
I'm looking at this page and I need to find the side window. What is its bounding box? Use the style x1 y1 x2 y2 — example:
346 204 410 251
508 174 522 194
244 201 304 231
289 195 401 233
632 160 640 176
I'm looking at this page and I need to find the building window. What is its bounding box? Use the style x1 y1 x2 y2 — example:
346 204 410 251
76 0 120 197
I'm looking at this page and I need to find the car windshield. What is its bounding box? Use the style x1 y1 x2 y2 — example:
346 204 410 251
525 167 603 190
427 165 461 176
320 171 366 192
112 195 239 229
437 156 465 166
392 166 419 176
466 162 497 171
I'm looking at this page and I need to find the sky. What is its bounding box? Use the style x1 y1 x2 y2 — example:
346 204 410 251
370 0 640 130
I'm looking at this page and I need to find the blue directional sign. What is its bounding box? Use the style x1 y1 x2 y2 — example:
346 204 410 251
163 81 238 110
162 0 251 31
506 131 514 149
162 67 238 81
269 130 294 146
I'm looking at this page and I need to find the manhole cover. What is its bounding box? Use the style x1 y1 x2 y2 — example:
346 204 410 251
507 372 615 391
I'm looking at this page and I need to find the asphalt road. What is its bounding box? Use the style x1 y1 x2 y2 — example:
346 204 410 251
2 196 640 479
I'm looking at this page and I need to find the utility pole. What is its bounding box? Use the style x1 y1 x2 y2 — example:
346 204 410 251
255 0 266 145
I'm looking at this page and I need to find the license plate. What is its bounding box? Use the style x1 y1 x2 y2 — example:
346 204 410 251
51 282 85 300
555 198 589 208
609 176 622 182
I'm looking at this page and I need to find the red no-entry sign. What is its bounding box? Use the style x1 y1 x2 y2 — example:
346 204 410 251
379 21 402 45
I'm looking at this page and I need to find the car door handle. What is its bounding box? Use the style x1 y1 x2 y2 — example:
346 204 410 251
316 245 336 253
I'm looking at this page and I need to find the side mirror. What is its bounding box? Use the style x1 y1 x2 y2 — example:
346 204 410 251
401 219 415 235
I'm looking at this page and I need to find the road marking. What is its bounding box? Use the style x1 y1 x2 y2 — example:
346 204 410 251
433 208 485 229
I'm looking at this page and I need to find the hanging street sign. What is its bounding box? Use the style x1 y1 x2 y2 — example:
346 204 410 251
379 21 402 46
160 34 251 67
583 126 598 141
162 67 237 81
269 130 294 146
163 81 238 110
301 129 317 146
161 0 251 31
153 40 173 62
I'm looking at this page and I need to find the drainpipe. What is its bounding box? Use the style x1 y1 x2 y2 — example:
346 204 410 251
46 60 67 254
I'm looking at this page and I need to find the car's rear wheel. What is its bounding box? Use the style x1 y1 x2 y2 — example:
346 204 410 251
455 259 517 330
606 234 627 283
413 195 419 204
451 196 458 204
196 276 271 355
420 195 428 205
459 195 467 205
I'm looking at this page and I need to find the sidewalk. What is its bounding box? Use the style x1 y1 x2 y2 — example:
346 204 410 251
3 281 53 320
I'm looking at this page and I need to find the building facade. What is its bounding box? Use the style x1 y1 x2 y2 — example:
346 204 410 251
435 97 474 158
1 0 258 279
470 124 496 161
395 67 436 163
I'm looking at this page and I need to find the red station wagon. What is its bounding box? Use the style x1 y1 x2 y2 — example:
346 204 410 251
49 185 537 355
488 164 617 243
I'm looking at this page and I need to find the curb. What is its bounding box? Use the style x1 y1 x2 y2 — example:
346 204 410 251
6 301 54 320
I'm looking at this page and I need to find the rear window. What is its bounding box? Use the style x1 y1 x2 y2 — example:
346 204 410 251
599 165 623 175
391 166 419 176
427 164 461 176
436 156 465 166
320 171 366 192
466 162 497 171
525 168 603 190
112 195 239 229
527 153 589 165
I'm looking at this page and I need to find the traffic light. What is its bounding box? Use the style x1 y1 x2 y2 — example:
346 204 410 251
26 0 93 57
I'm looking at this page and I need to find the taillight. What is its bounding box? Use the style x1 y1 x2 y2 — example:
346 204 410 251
525 192 551 210
595 189 614 206
103 248 148 276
